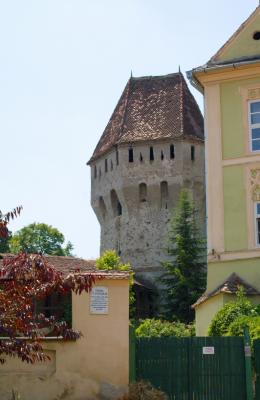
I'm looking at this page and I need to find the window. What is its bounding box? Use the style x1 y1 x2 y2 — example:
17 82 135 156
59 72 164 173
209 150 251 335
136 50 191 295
170 144 175 159
111 189 122 216
116 150 119 165
255 202 260 245
99 196 107 219
94 165 97 179
129 148 134 162
160 181 168 209
139 183 147 202
105 159 108 172
249 101 260 151
161 150 164 160
191 145 195 161
150 147 154 161
36 292 72 328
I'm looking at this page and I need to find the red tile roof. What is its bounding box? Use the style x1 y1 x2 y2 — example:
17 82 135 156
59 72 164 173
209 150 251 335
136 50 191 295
0 254 129 280
88 73 204 163
192 273 260 308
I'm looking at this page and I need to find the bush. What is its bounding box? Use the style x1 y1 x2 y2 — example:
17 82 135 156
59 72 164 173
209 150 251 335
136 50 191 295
118 381 168 400
208 289 259 336
227 315 260 341
135 318 195 338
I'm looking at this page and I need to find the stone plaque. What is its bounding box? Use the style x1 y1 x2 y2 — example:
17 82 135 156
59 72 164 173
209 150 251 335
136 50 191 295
90 287 109 314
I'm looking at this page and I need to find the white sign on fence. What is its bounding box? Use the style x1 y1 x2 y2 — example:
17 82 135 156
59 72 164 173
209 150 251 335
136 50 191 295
90 287 109 314
202 346 215 355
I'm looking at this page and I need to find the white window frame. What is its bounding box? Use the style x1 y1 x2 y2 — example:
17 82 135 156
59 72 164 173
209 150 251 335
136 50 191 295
255 202 260 247
249 99 260 152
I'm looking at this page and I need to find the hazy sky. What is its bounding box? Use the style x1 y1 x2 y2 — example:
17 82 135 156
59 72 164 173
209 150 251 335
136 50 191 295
1 0 258 259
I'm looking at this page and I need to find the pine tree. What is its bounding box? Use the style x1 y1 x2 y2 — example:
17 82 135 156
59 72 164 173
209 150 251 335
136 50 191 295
161 189 206 323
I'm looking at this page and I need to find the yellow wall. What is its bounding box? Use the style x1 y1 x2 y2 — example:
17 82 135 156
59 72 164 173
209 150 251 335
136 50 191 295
215 9 260 63
0 278 129 400
207 258 260 292
223 165 247 251
195 294 225 336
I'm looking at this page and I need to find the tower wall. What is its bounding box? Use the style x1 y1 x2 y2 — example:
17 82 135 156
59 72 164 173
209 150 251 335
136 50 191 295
90 139 205 286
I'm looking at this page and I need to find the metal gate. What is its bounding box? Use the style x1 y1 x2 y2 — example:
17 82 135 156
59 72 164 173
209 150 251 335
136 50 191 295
133 336 247 400
254 339 260 400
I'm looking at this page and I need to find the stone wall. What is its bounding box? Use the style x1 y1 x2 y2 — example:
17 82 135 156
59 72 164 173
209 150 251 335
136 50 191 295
90 139 205 287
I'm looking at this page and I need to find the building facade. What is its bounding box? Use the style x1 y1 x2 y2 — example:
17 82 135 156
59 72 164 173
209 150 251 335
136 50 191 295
189 6 260 335
88 73 205 291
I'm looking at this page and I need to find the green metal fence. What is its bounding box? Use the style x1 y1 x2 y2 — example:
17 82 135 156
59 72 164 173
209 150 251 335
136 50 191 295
134 336 247 400
254 339 260 400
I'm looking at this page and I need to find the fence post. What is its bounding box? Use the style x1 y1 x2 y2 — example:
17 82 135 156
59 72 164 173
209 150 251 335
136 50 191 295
129 325 136 383
244 327 254 400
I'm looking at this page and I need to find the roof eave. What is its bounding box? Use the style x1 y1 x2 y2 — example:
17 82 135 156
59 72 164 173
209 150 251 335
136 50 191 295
189 58 260 90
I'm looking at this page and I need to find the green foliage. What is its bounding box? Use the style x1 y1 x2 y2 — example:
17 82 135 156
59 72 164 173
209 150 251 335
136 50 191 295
227 315 260 341
208 289 260 336
9 222 73 256
135 318 195 338
96 250 135 318
161 189 206 323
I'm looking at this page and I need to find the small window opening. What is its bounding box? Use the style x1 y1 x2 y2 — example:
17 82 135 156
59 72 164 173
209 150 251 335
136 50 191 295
191 145 195 161
140 153 143 162
110 160 113 171
99 196 107 219
117 201 122 216
105 159 108 172
160 181 169 209
253 31 260 41
129 148 134 163
139 183 147 202
111 189 122 217
99 168 101 179
116 150 119 165
161 150 164 160
170 144 175 159
94 165 97 179
150 146 154 161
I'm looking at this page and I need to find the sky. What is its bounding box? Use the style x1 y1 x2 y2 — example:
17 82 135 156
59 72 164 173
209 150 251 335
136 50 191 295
0 0 258 259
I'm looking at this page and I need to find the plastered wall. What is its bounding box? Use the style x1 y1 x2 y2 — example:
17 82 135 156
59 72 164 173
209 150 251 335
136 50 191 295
0 278 129 400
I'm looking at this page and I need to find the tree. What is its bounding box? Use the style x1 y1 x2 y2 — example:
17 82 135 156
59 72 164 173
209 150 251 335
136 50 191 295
0 252 98 364
0 207 22 253
9 223 73 256
208 288 260 336
96 250 135 318
161 189 206 323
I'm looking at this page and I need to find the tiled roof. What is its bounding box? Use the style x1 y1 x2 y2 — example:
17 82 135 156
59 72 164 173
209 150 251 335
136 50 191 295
88 73 204 163
0 254 129 280
192 273 260 308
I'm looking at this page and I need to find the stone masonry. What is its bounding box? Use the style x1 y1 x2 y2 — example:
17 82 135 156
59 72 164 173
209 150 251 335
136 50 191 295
88 73 205 288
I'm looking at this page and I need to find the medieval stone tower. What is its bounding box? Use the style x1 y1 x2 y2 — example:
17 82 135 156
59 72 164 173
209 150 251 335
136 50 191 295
88 72 205 291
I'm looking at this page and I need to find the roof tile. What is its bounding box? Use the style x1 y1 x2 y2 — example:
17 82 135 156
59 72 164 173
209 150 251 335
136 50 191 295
88 73 204 163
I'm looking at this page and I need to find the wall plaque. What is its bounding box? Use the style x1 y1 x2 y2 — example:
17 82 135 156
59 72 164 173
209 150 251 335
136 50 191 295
90 287 109 314
202 346 215 355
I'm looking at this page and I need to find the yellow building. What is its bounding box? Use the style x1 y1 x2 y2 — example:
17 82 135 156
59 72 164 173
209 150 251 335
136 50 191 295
0 256 130 400
188 6 260 335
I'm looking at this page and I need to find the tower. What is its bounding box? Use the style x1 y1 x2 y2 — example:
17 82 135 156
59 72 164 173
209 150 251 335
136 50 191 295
88 72 205 292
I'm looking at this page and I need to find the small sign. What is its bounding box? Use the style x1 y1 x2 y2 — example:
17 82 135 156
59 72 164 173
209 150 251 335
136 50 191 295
244 346 251 357
203 346 215 355
90 287 108 314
